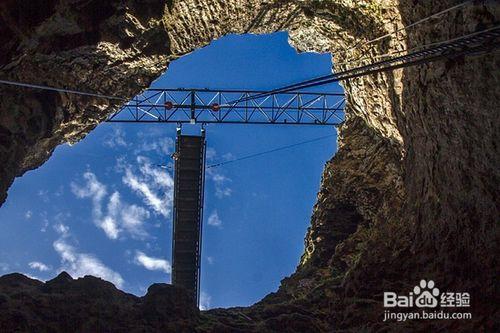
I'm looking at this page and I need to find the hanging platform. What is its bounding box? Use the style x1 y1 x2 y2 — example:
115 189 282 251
171 130 206 306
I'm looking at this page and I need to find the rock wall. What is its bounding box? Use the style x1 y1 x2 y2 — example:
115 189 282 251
0 272 199 332
0 0 170 204
0 0 498 331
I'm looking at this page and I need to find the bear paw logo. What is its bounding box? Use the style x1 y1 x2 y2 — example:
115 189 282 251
414 279 439 308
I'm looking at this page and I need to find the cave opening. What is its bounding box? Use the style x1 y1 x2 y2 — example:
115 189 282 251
1 1 498 331
0 32 344 309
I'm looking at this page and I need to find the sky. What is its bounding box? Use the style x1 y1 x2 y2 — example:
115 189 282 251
0 32 343 309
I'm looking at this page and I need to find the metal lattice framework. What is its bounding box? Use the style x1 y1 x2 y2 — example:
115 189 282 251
107 88 345 125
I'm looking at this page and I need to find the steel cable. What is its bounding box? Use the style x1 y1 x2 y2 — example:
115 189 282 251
206 134 335 168
227 25 500 104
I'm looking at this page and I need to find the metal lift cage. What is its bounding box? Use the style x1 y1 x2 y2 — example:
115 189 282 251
171 129 206 306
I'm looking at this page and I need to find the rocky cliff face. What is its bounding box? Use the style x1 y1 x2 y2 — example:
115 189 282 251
0 272 198 332
0 0 498 332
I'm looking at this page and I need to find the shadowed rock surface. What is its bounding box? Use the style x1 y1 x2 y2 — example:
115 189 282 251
0 272 198 333
0 0 498 332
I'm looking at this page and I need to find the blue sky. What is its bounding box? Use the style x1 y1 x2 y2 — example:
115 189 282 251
0 32 342 309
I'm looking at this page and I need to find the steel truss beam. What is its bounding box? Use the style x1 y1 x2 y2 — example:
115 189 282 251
107 88 345 125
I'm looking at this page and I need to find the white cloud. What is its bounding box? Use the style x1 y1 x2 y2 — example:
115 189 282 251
54 240 124 288
53 223 70 237
22 273 45 281
24 210 32 219
134 251 171 273
207 210 222 227
53 224 124 288
40 211 49 232
101 192 150 239
71 171 106 218
28 261 51 272
205 149 233 198
71 172 150 240
122 156 174 218
103 127 127 148
134 137 174 156
100 219 119 240
206 147 217 160
37 189 50 203
120 201 150 238
199 291 211 310
123 170 163 215
54 212 71 226
209 171 233 198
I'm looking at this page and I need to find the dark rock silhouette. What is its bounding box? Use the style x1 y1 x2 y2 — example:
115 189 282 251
0 272 198 332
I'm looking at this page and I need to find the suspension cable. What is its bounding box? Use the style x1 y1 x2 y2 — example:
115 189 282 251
225 1 474 104
4 21 496 107
0 3 495 107
227 24 500 104
0 79 127 101
287 34 499 92
206 134 335 169
339 1 472 55
335 16 498 68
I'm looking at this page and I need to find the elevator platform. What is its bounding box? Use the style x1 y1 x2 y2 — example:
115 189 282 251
171 129 206 306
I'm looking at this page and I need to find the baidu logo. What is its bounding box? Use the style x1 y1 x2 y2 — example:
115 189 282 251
384 280 470 308
384 279 439 308
383 280 471 322
413 279 440 307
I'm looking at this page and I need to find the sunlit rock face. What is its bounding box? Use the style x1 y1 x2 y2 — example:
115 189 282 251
0 0 498 331
0 0 170 205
